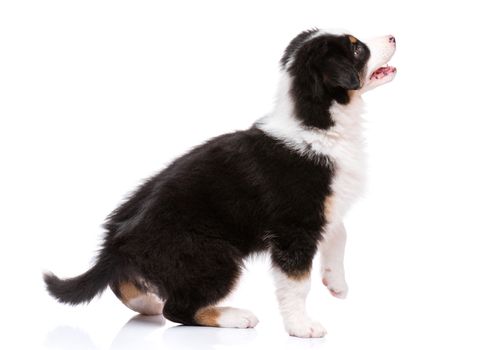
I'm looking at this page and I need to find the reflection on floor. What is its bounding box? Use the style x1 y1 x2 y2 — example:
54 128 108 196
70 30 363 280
44 314 326 350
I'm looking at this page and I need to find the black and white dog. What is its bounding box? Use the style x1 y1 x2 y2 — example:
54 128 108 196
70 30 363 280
44 29 396 338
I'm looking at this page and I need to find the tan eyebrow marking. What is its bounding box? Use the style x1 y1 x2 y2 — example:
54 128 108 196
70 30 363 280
348 35 358 44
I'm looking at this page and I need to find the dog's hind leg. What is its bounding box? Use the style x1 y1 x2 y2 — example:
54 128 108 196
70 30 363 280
111 281 164 316
159 237 259 328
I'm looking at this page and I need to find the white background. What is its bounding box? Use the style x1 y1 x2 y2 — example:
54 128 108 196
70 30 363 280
1 1 489 349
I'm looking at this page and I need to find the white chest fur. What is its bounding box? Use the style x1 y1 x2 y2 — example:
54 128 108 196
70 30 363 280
326 97 366 224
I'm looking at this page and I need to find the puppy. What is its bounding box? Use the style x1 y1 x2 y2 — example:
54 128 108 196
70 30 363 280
44 29 396 338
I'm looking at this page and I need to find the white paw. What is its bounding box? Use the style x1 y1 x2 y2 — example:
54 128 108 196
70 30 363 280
217 307 259 328
322 267 348 299
286 320 327 338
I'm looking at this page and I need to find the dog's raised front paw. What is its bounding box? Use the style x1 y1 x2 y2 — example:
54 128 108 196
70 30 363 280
322 267 348 299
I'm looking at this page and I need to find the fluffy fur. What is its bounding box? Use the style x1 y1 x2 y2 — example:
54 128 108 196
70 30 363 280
44 29 396 338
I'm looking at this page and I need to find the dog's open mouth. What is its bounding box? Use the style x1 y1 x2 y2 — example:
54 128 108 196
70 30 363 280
370 64 397 80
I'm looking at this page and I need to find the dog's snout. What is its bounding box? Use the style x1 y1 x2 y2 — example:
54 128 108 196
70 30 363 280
388 35 396 44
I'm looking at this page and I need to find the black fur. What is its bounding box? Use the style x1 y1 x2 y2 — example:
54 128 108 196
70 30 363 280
44 30 370 326
286 32 370 129
280 28 320 68
44 251 115 305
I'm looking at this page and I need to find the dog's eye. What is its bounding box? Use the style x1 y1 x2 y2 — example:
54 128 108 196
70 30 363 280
353 45 363 58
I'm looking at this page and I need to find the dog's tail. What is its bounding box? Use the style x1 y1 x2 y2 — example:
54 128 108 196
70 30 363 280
43 252 115 305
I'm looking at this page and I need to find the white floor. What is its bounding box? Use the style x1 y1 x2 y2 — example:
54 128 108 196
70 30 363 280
42 315 329 350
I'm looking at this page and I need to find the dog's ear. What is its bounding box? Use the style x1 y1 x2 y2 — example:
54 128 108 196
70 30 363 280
323 58 360 90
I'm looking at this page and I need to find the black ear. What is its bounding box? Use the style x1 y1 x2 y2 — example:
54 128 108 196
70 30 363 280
323 58 360 90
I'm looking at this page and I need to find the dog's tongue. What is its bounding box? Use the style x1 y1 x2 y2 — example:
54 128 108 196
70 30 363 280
370 66 396 80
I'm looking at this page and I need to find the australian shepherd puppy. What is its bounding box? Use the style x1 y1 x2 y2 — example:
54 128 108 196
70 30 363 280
44 29 396 338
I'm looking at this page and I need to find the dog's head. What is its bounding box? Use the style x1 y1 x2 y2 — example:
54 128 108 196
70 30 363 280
281 29 396 93
279 29 396 128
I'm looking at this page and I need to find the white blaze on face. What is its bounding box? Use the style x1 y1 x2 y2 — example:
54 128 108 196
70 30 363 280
361 35 397 92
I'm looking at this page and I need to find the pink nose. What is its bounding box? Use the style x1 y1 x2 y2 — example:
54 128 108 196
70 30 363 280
388 35 396 44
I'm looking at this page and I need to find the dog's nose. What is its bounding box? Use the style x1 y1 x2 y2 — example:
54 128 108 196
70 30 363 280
388 35 396 44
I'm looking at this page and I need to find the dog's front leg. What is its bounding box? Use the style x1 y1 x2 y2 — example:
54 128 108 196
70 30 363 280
271 235 327 338
319 222 349 299
272 267 327 338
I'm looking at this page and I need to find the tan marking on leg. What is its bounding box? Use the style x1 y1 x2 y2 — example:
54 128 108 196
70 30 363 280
288 269 311 281
324 195 334 222
195 306 259 328
119 281 142 303
194 307 221 327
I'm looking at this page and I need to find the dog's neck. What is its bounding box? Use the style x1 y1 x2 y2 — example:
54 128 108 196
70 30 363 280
256 71 365 162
